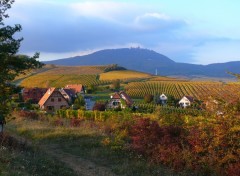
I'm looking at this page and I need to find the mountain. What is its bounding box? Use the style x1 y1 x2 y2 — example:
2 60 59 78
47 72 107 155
44 48 240 78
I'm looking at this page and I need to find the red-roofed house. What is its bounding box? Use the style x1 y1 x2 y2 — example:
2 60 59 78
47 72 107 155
65 84 85 94
22 88 47 103
107 91 133 109
38 88 69 112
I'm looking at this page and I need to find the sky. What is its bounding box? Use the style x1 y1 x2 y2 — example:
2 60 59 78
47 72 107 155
5 0 240 64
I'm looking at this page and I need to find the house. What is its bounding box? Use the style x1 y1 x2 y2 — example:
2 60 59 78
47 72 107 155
65 84 85 94
179 96 194 108
22 87 47 103
159 93 168 105
107 91 133 109
38 88 69 112
59 88 76 104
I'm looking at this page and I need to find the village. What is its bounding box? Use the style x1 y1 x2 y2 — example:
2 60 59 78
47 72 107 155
20 84 201 113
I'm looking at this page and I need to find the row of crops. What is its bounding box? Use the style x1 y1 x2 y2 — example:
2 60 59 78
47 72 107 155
21 74 111 88
126 81 240 101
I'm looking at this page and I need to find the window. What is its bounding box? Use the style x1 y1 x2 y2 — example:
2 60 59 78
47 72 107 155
51 98 54 102
58 98 62 102
47 106 54 111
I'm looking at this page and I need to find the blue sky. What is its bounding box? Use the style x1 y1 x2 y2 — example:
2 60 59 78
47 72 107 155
6 0 240 64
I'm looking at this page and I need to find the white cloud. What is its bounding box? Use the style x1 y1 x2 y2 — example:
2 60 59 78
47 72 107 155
134 12 186 31
69 1 136 22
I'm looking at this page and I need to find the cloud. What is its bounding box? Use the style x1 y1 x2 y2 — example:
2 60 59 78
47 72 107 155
69 1 135 22
134 13 187 31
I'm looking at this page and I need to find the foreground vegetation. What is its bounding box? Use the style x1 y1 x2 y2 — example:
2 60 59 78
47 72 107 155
2 102 239 176
0 133 76 176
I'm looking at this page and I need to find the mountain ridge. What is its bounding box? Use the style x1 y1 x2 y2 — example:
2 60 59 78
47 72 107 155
44 48 240 78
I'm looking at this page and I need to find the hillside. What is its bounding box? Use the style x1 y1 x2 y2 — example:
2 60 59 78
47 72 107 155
19 65 159 88
44 48 240 79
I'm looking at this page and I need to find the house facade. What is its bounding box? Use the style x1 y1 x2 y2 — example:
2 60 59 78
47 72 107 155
38 88 69 112
160 93 168 105
22 88 47 103
179 96 194 108
107 91 133 109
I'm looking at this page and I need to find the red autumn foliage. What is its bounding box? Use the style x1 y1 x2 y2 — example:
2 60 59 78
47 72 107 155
70 118 82 127
129 118 162 156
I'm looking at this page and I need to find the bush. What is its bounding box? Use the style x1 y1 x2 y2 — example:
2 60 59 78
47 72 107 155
129 118 162 155
144 94 154 103
18 110 39 120
93 102 106 111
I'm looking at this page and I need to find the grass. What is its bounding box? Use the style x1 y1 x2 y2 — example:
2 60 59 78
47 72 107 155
0 133 76 176
5 116 178 176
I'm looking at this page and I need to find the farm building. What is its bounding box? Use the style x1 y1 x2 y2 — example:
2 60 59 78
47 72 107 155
38 88 69 112
179 96 194 108
159 93 168 105
107 91 133 109
22 87 47 103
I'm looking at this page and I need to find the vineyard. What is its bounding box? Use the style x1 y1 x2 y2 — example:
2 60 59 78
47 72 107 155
20 65 112 88
99 70 152 80
126 81 240 101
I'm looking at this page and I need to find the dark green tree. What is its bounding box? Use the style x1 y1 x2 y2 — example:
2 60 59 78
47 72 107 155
144 94 154 103
0 0 43 124
73 95 85 109
112 79 120 90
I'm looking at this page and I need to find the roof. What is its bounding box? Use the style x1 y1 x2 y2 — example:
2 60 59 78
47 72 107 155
60 88 75 98
65 84 84 94
119 91 134 106
111 92 121 99
184 96 194 102
38 88 56 107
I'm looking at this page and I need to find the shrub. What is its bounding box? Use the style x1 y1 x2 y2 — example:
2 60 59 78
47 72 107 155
129 118 161 156
144 94 154 103
18 110 39 120
93 102 106 111
70 118 82 127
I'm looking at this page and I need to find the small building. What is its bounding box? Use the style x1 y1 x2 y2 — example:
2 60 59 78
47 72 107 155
159 93 168 105
38 88 69 112
107 91 133 109
179 96 194 108
65 84 85 94
22 87 47 103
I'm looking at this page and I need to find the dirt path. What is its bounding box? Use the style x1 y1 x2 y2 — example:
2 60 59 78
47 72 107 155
44 144 116 176
4 132 116 176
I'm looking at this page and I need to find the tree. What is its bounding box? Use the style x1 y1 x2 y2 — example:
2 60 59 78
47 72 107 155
144 94 154 103
73 95 85 109
93 102 106 111
111 79 120 90
0 0 43 125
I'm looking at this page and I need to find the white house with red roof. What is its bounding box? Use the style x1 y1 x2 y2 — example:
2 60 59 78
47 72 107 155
107 91 133 109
